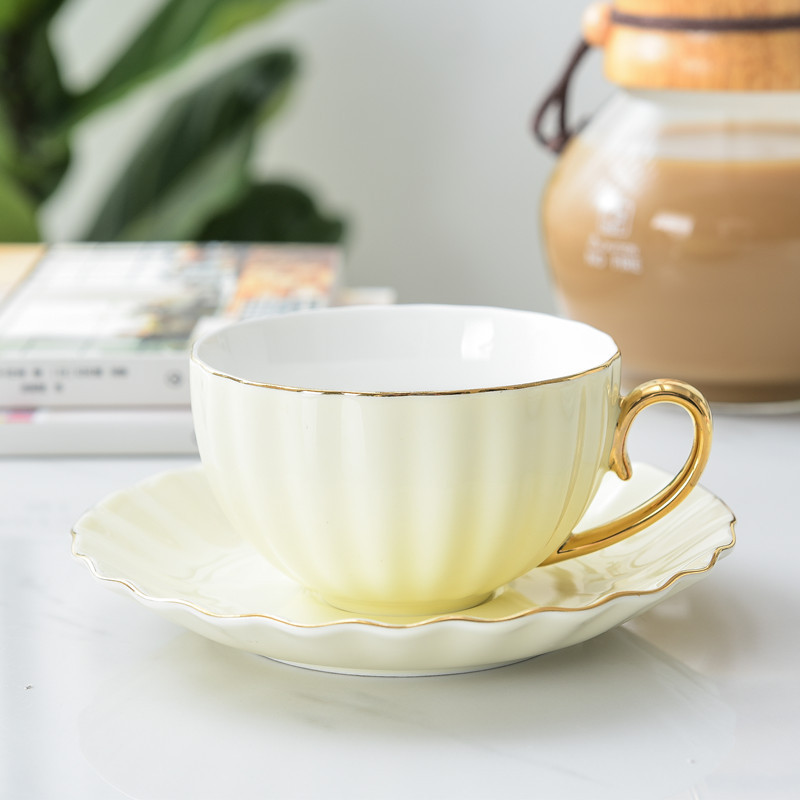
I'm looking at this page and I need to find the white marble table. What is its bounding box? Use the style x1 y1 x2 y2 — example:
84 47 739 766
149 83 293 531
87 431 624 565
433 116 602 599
2 406 798 799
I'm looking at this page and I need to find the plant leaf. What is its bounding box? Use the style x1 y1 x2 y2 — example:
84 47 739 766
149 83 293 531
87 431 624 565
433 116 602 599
82 49 296 241
0 106 18 171
0 0 66 32
74 0 295 118
0 0 72 126
0 2 73 202
108 125 255 241
198 182 346 243
0 169 40 241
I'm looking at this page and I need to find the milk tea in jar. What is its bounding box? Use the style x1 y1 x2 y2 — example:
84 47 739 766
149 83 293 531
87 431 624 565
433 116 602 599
535 1 800 405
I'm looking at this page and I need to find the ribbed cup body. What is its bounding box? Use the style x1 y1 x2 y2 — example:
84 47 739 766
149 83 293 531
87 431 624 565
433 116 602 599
191 361 619 616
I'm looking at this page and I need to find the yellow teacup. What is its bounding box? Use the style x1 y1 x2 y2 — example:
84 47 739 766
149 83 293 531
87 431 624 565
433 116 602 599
190 305 711 616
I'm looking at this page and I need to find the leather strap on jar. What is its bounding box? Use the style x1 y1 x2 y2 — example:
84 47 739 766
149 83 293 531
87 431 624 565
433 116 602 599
610 10 800 32
532 1 800 153
531 40 591 154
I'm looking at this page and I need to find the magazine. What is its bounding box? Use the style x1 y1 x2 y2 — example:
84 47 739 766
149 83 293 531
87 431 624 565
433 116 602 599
0 242 341 408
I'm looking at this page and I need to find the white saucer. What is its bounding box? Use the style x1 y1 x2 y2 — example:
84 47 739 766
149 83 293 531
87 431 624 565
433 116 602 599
72 463 735 676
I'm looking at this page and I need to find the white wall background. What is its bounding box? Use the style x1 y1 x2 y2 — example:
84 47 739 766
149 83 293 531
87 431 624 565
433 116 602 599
45 0 612 312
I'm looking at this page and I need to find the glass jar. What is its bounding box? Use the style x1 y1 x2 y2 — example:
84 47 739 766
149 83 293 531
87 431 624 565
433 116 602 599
536 2 800 405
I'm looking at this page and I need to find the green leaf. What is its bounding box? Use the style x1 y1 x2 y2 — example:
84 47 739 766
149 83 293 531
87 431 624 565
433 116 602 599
0 0 65 32
74 0 295 118
0 169 40 241
0 1 73 203
0 105 17 171
109 125 255 241
83 49 296 241
16 10 73 125
198 182 346 243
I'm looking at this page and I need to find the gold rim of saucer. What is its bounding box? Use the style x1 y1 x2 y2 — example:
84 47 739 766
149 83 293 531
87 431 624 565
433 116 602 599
189 350 622 397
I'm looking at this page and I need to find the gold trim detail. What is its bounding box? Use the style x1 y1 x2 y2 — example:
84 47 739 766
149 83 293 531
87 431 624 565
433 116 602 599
542 379 714 565
70 515 735 630
189 350 621 397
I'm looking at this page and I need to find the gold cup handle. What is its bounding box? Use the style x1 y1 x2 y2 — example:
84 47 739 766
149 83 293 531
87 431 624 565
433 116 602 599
541 379 713 566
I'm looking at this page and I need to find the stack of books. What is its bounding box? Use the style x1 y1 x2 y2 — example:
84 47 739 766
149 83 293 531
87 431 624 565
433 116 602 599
0 242 345 455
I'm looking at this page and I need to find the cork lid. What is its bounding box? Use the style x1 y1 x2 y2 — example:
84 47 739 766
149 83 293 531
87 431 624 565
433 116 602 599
583 1 800 89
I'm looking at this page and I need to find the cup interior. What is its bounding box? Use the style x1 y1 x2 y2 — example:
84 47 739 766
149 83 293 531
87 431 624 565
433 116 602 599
192 305 619 394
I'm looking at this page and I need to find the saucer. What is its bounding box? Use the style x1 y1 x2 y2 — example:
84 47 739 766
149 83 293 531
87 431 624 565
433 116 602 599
71 463 735 676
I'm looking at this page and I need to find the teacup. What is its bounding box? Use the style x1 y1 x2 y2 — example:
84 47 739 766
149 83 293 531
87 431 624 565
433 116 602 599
190 305 711 616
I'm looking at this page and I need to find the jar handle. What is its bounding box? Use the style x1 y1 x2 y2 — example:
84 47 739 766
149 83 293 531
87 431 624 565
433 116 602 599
531 3 612 154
